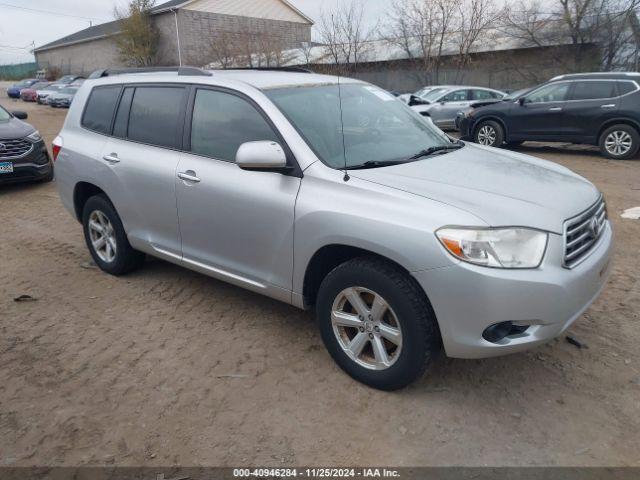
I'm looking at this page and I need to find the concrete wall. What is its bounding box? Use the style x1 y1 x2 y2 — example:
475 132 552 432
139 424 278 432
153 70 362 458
34 36 123 75
176 9 311 66
312 45 601 92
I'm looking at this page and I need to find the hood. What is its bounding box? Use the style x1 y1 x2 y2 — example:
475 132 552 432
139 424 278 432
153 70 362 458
350 143 599 234
0 117 35 140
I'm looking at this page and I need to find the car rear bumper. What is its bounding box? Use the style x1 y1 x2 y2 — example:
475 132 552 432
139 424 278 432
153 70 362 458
413 223 613 358
0 141 52 184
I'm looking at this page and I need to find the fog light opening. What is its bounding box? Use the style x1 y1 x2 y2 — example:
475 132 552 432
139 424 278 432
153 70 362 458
483 321 530 343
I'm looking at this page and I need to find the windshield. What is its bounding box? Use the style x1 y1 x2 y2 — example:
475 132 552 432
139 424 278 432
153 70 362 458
0 106 10 122
265 83 454 169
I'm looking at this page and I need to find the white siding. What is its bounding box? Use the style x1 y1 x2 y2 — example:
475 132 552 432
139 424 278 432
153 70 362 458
183 0 312 24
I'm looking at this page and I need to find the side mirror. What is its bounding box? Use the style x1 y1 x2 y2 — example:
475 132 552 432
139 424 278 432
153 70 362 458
409 95 428 106
518 97 527 106
236 141 288 171
12 111 28 120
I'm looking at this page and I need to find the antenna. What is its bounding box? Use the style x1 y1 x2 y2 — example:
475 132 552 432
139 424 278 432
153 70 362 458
337 75 349 182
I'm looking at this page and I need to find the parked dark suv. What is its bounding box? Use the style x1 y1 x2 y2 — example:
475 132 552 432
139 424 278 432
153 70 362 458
0 105 53 184
459 72 640 159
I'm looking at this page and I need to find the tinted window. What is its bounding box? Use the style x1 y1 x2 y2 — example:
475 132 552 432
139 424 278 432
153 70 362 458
441 90 469 102
82 86 121 134
473 89 499 100
127 87 186 148
569 81 617 100
113 87 134 138
190 89 279 162
617 81 637 96
526 83 569 103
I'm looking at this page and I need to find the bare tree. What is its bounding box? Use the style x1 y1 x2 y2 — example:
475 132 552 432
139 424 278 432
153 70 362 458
208 31 240 69
114 0 159 67
319 0 375 74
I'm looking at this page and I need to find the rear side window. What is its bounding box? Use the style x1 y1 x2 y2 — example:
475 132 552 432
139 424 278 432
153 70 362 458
82 86 121 134
617 81 637 96
190 89 279 162
473 89 499 100
569 81 617 100
127 86 186 149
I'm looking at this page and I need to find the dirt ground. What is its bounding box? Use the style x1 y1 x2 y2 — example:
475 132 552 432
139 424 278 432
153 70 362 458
1 89 639 467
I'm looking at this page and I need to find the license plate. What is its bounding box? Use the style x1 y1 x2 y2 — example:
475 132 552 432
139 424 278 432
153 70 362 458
0 162 14 174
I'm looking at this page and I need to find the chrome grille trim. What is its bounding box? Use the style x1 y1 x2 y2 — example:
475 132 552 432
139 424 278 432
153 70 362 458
563 195 608 268
0 138 33 159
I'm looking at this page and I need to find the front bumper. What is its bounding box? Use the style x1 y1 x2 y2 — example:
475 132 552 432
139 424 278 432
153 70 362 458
413 223 613 358
49 99 71 108
457 116 474 140
7 89 20 98
0 140 52 184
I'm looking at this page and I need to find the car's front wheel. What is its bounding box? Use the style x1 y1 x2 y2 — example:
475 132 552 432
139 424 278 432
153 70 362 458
316 257 441 390
599 124 640 160
82 194 145 276
474 120 504 147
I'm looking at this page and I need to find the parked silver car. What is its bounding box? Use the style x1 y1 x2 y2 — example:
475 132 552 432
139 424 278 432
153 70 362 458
54 68 613 390
410 85 506 129
36 83 65 104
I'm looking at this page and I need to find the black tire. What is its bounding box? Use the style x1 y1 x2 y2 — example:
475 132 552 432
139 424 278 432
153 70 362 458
316 257 441 390
81 194 145 276
473 120 504 147
598 124 640 160
40 164 54 183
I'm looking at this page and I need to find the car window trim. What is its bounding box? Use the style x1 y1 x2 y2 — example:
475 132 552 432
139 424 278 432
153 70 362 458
567 79 619 101
183 84 302 177
523 79 640 105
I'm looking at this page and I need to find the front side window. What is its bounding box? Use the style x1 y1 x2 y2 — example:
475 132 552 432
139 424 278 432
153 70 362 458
526 83 570 103
190 89 279 162
569 81 617 101
420 88 448 102
127 86 186 149
81 86 121 135
0 106 10 122
441 90 469 102
265 83 453 169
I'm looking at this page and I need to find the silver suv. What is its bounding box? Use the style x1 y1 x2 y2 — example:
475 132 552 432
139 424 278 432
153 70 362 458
54 68 613 390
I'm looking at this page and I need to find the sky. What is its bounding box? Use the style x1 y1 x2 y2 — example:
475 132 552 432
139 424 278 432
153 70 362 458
0 0 390 65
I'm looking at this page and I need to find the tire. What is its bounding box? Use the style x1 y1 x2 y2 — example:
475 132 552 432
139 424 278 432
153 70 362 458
474 120 504 147
40 164 54 183
81 194 145 276
316 257 441 390
599 124 640 160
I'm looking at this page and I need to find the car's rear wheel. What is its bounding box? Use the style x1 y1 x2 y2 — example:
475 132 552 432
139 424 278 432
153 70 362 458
599 124 639 160
316 257 441 390
82 194 145 276
474 120 504 147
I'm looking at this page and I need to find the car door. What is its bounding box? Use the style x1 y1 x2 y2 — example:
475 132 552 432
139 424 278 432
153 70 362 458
562 80 620 142
99 85 187 257
508 82 571 141
429 89 472 128
175 87 301 300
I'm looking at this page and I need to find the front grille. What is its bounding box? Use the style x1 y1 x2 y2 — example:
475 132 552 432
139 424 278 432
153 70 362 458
563 196 607 268
0 138 33 159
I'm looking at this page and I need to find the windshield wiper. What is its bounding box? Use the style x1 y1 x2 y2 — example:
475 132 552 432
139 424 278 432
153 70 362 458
406 143 463 161
347 160 409 170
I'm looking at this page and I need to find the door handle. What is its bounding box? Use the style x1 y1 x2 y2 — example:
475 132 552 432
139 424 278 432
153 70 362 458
548 107 562 111
177 171 201 183
601 104 616 109
103 153 120 164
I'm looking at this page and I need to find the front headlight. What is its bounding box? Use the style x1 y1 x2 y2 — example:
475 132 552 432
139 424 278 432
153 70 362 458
26 131 42 143
436 227 548 268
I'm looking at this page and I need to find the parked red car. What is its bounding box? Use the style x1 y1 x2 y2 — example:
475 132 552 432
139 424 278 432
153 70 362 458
20 81 51 102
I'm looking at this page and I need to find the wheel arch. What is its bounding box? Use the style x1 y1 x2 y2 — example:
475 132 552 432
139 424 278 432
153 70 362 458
73 182 107 222
597 118 640 143
473 116 508 140
302 244 423 310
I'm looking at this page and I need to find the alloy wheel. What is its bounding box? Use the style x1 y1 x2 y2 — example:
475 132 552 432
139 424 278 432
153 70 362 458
604 130 632 157
331 287 403 370
88 210 117 263
477 125 497 146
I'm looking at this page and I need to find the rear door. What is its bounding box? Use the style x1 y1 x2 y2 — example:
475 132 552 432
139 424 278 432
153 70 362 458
99 84 187 257
174 87 300 298
508 82 570 140
562 80 620 142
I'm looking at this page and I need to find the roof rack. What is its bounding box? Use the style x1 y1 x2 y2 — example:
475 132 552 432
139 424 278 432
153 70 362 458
222 66 313 74
87 66 212 79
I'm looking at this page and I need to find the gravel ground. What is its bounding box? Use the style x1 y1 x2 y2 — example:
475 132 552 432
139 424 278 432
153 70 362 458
1 91 639 467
